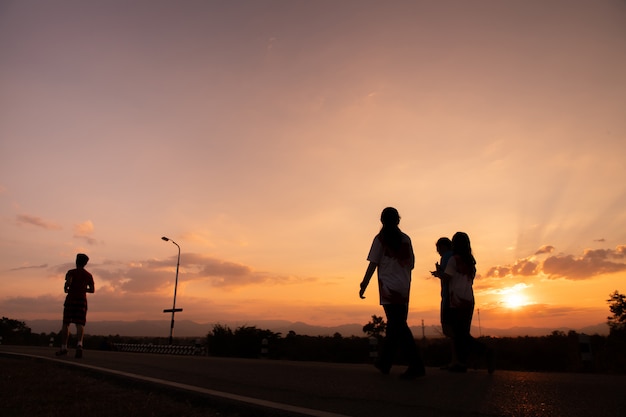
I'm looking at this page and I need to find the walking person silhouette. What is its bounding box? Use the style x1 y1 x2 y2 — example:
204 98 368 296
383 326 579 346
359 207 425 379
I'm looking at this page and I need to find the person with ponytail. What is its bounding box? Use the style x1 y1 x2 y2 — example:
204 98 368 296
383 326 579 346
359 207 425 379
443 232 495 373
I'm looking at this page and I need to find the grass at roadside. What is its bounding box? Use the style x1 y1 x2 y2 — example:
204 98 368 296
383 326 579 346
0 355 242 417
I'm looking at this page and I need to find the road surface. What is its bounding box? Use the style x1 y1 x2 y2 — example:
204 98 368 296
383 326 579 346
1 345 624 417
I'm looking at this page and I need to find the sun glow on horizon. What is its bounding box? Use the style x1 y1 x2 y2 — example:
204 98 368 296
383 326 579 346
499 284 533 309
503 293 530 309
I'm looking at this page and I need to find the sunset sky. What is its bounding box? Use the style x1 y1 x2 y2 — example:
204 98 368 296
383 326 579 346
1 1 625 336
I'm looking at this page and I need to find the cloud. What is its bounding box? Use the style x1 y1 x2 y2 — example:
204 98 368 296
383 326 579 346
485 266 510 278
535 245 554 255
87 287 172 319
484 245 626 281
50 262 75 275
511 259 539 276
73 220 97 245
542 247 626 280
88 253 317 295
8 264 48 272
484 258 537 278
0 295 62 317
184 253 315 288
94 265 171 294
15 214 62 230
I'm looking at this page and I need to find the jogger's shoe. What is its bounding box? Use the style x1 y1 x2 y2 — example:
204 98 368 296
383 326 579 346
75 346 83 359
55 349 68 356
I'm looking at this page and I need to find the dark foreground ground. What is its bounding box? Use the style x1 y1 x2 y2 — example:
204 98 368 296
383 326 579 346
0 355 245 417
2 345 625 417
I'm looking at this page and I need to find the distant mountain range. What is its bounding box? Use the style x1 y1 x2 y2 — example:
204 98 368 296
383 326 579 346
24 319 610 339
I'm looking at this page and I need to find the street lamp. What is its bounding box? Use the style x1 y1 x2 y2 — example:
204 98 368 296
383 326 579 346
162 236 182 345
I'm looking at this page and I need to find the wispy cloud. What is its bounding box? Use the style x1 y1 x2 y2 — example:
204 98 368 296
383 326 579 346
8 264 48 272
73 220 97 245
15 214 62 230
535 245 554 255
182 253 316 288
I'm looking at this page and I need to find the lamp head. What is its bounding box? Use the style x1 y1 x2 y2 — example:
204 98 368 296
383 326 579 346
161 236 169 241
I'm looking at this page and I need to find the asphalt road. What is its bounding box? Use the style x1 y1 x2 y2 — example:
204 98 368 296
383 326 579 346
2 345 625 417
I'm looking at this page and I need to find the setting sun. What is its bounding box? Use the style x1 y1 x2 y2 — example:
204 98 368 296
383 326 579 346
498 284 532 309
503 293 529 309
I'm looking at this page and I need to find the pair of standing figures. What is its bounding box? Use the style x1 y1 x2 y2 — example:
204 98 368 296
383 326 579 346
359 207 494 378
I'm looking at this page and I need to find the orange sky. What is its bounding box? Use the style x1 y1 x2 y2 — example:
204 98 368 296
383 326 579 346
1 1 625 335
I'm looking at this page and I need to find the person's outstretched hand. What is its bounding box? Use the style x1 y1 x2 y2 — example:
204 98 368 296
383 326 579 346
359 287 366 299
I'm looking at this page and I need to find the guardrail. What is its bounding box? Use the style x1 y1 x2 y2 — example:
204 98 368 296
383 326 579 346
112 343 206 356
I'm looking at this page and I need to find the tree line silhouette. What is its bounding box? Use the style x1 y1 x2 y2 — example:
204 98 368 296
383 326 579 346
2 290 625 373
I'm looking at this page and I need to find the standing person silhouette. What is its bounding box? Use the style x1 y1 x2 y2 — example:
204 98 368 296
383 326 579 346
430 237 457 368
359 207 425 379
443 232 494 373
56 253 94 358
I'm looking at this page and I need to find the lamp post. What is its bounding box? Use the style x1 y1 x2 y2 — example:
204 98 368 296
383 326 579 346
162 236 182 345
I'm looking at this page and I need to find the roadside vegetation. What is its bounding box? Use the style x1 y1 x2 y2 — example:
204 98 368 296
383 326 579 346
2 290 625 374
